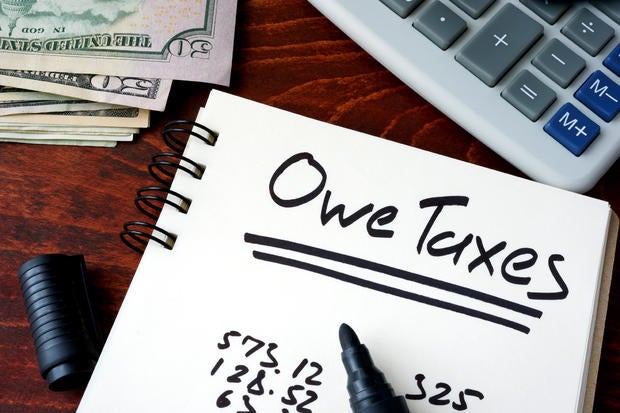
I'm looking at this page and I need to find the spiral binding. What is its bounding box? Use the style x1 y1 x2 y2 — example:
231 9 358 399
162 120 218 153
120 119 219 253
135 186 192 219
120 221 177 254
148 152 205 185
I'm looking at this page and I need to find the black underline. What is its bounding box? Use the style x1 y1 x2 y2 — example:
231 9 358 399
252 250 530 334
244 233 542 319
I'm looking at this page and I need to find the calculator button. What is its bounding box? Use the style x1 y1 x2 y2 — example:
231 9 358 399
456 4 543 87
544 103 600 156
379 0 424 18
575 70 620 122
519 0 570 24
590 1 620 25
449 0 495 19
532 38 586 88
561 8 614 56
604 43 620 77
414 1 467 50
502 70 556 121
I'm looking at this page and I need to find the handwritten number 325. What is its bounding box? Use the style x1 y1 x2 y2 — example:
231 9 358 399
406 374 484 411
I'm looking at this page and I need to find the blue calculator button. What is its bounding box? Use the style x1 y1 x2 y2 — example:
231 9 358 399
544 103 600 156
575 70 620 122
604 43 620 77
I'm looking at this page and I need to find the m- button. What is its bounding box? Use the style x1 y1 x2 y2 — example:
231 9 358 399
575 70 620 122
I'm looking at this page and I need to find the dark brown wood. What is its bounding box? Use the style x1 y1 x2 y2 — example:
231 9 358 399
0 1 617 411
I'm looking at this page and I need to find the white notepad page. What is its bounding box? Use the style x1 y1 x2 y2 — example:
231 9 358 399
78 90 614 413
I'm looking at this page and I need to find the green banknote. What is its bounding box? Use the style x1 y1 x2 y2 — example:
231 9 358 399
0 70 172 111
0 86 120 115
0 0 237 84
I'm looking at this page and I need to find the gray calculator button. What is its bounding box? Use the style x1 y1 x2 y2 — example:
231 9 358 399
456 4 543 87
590 1 620 24
379 0 424 18
502 70 556 121
414 1 467 50
532 38 586 88
449 0 495 19
519 0 571 24
561 8 614 56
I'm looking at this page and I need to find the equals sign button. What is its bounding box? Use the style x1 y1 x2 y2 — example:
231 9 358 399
502 70 556 121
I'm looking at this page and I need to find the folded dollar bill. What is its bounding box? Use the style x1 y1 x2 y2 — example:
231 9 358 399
0 0 237 84
0 107 150 128
0 70 172 111
0 86 119 115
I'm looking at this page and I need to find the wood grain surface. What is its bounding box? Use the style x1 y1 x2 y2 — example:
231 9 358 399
1 1 618 411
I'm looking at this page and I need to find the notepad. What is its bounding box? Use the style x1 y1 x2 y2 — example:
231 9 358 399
78 90 617 413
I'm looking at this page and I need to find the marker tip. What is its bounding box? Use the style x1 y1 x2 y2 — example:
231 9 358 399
339 323 361 350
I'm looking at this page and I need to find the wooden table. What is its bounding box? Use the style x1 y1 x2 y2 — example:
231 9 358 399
1 1 618 411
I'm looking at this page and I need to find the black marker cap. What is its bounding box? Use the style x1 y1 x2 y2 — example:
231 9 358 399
339 323 411 413
18 254 103 391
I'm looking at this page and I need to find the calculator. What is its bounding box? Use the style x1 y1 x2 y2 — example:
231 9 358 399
307 0 620 192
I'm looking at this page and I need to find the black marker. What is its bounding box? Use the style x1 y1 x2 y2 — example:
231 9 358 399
339 323 411 413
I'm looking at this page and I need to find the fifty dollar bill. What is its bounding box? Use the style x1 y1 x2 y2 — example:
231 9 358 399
0 0 237 85
0 86 121 115
0 70 172 111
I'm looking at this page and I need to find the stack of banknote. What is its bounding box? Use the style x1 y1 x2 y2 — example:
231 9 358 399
0 0 236 146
